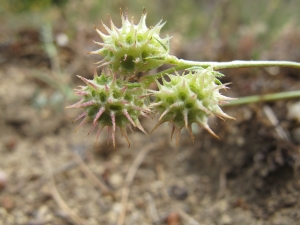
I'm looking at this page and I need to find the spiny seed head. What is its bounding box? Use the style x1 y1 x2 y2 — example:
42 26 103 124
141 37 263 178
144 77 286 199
66 70 150 148
90 9 170 76
150 67 235 145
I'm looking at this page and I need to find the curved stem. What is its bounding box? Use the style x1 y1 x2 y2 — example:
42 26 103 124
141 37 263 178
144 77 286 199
224 90 300 106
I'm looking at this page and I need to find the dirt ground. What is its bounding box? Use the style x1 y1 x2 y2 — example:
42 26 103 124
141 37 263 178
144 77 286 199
1 20 300 225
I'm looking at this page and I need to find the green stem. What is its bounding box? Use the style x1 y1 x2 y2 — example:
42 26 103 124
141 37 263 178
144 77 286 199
176 59 300 70
225 90 300 106
142 56 300 84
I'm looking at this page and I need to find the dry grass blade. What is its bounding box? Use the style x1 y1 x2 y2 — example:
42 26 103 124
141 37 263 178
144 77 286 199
177 209 201 225
144 192 160 224
72 152 113 196
117 142 157 225
40 148 86 225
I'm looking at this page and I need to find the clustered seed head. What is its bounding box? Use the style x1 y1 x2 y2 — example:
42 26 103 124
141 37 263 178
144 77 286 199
66 70 149 147
90 9 170 77
150 67 235 145
68 10 235 147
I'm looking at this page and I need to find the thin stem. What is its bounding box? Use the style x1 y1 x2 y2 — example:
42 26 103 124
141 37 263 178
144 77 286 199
224 90 300 106
142 56 300 84
176 59 300 70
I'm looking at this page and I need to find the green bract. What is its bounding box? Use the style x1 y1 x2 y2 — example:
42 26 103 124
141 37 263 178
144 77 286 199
150 68 234 145
90 9 170 76
66 71 149 147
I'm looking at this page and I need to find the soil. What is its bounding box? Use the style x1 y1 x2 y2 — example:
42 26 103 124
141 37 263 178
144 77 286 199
1 23 300 225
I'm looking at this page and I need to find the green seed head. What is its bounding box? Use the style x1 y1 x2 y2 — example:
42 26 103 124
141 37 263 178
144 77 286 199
90 9 170 76
66 71 149 147
150 67 235 145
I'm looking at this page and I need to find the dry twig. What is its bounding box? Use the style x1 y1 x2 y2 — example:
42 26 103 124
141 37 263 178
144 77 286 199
263 105 290 142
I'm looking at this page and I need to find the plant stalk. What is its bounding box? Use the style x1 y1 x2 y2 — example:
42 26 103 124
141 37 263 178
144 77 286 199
224 90 300 106
176 59 300 70
142 56 300 84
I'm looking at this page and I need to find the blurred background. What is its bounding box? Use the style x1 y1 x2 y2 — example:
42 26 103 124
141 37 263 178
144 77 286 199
1 0 300 224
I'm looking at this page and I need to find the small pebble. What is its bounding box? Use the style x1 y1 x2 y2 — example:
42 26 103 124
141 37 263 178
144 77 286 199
287 101 300 122
169 184 188 200
221 214 232 224
56 32 69 46
1 196 14 211
109 173 123 188
166 212 180 225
